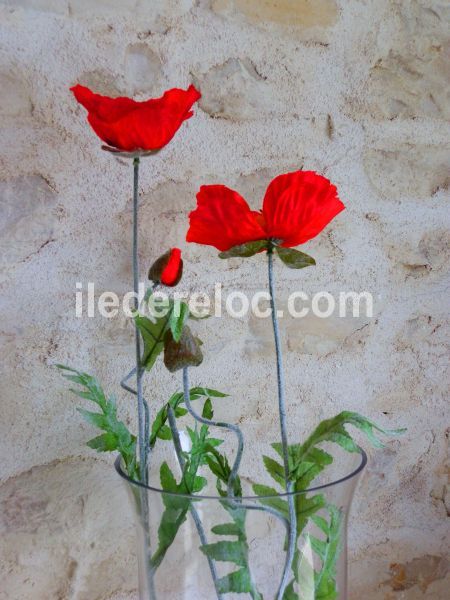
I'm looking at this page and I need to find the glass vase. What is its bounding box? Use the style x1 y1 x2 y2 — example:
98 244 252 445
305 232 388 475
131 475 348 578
115 445 366 600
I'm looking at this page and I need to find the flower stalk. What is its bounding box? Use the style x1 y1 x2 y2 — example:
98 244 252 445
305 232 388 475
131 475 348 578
267 245 297 600
132 157 150 484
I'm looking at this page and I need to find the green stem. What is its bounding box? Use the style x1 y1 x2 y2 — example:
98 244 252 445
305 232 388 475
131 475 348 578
132 157 150 484
267 247 297 600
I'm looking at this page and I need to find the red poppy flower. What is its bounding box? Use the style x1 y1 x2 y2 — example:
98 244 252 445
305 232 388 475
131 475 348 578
149 248 183 287
186 171 344 252
70 84 201 152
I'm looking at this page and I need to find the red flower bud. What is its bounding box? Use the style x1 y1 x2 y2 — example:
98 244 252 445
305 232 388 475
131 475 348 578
148 248 183 287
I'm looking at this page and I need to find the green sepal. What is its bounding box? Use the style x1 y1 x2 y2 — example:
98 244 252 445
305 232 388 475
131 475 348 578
275 246 316 269
219 240 268 258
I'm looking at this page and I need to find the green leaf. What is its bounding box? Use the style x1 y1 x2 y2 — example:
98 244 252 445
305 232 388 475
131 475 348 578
292 448 333 488
87 432 117 451
57 365 138 479
169 301 190 342
263 455 285 487
200 540 247 566
77 408 107 428
195 388 228 398
150 388 226 449
217 568 263 599
275 246 316 269
252 484 289 517
283 579 299 600
160 461 178 492
135 311 172 371
219 240 268 259
295 494 326 531
211 523 243 537
152 502 189 569
291 411 405 476
205 447 242 497
313 506 343 597
151 462 193 568
202 398 213 420
163 326 203 372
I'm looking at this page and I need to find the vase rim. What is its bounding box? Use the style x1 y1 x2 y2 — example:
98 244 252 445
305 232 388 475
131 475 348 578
114 446 367 500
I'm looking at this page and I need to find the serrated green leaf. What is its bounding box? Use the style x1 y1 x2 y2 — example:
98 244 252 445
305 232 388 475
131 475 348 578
217 568 263 599
314 506 343 597
252 484 289 517
275 246 316 269
295 494 326 530
219 239 268 259
291 411 405 476
87 432 117 451
149 388 227 449
201 540 247 566
151 503 189 569
311 514 329 535
291 447 333 485
160 462 178 492
77 408 107 428
263 455 285 487
190 387 228 398
193 475 207 492
57 365 138 479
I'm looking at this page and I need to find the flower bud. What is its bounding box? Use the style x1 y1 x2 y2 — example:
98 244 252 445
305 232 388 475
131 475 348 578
148 248 183 287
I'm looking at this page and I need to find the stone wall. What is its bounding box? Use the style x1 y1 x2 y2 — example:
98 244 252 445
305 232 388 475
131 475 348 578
0 1 449 598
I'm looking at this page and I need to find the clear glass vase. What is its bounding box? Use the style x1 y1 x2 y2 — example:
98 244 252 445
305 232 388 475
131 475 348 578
115 447 367 600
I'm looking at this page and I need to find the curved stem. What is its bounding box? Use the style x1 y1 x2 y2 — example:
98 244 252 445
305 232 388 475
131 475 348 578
267 248 297 600
182 368 244 498
132 157 150 484
167 405 224 600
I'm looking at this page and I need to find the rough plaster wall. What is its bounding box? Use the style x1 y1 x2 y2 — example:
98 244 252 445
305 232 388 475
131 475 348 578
0 0 449 598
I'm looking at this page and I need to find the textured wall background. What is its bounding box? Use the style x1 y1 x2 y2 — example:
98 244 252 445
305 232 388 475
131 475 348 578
0 1 449 599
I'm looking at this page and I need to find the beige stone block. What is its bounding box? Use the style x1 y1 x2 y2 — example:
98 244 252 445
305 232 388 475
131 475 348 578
246 307 371 358
193 57 275 120
124 44 162 96
351 0 450 120
0 458 136 600
386 228 450 279
211 0 338 29
363 145 450 199
0 175 58 273
0 71 32 119
0 0 68 14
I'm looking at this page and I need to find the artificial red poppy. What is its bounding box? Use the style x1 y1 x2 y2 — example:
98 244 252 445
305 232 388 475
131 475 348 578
149 248 183 287
186 171 344 252
70 84 201 152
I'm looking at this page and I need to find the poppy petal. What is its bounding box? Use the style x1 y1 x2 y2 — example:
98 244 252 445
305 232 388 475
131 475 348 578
262 171 344 247
186 185 266 252
71 84 201 152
